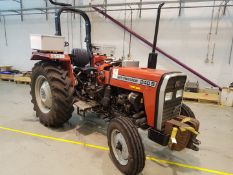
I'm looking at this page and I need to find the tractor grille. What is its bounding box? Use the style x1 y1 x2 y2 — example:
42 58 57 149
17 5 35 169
162 76 186 122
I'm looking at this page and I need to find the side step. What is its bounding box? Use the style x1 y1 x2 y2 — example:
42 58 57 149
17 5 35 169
73 100 99 117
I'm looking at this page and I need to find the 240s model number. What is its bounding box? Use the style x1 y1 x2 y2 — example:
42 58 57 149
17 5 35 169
113 74 157 87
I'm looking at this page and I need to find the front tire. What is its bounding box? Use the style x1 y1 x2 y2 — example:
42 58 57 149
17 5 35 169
30 61 74 127
107 117 145 175
180 103 195 118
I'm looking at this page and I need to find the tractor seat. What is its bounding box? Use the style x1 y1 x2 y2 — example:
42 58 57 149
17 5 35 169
71 48 91 67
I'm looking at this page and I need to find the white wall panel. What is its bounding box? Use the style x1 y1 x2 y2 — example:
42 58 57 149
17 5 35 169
0 0 232 87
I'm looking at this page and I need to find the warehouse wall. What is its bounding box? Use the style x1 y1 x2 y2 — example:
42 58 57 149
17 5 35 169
0 15 83 70
90 2 233 88
0 0 233 88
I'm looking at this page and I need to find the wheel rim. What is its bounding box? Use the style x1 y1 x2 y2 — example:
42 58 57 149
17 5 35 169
111 129 129 166
35 75 52 113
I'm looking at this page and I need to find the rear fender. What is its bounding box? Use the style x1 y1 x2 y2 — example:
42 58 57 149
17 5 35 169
31 52 75 86
92 55 107 66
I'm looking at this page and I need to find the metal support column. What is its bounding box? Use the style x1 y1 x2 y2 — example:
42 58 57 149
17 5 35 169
12 0 23 21
104 0 107 15
45 0 48 20
139 0 142 18
20 0 23 21
179 0 182 16
128 7 133 58
223 0 230 15
73 0 76 19
3 16 8 46
229 37 233 64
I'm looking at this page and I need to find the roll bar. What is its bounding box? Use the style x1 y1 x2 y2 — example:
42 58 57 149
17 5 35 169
54 7 92 52
48 0 72 7
48 0 92 53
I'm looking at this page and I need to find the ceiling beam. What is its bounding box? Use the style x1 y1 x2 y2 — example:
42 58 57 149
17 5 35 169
0 0 232 17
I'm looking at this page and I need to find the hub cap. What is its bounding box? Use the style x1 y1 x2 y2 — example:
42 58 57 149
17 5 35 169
35 75 52 113
111 129 129 165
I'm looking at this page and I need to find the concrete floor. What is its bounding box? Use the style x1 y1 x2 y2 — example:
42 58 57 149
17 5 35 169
0 80 233 175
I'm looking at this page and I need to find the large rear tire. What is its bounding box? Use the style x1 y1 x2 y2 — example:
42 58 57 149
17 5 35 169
107 117 145 175
30 61 74 127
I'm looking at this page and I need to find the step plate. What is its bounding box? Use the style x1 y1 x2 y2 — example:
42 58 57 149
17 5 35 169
73 100 98 111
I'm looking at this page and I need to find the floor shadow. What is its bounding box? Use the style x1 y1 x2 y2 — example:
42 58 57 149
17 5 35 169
23 118 39 122
146 145 200 174
51 114 82 132
51 112 108 136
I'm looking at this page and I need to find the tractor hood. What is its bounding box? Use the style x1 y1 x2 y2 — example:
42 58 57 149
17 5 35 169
110 67 185 128
111 67 170 85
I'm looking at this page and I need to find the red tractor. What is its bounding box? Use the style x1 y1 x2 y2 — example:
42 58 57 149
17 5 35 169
30 1 200 174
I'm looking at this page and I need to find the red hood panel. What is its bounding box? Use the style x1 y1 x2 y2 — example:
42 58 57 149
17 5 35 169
114 67 168 81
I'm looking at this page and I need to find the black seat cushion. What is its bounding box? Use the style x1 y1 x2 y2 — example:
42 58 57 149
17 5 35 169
71 48 91 67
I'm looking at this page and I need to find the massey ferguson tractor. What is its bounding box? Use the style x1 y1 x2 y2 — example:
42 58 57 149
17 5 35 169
30 1 200 174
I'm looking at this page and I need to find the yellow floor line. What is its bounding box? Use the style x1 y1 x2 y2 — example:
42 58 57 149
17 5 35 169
146 157 233 175
0 126 109 151
0 125 232 175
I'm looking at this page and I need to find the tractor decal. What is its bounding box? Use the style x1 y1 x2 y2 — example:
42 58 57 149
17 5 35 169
112 74 157 87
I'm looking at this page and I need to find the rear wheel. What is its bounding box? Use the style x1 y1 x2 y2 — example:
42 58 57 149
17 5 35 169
180 103 195 118
107 117 145 175
30 61 74 127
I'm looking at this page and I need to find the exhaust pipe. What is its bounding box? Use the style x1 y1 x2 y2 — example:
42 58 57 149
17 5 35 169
147 2 165 69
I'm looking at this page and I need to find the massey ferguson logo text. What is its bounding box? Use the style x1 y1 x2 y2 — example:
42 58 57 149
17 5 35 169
115 75 157 87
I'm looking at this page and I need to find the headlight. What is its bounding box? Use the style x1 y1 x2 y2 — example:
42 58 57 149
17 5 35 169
165 92 173 101
176 89 183 98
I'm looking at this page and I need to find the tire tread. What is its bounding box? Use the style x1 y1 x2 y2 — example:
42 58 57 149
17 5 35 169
180 103 195 118
108 117 145 175
30 61 74 127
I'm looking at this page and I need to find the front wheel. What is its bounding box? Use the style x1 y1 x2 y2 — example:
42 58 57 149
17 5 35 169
107 117 145 175
180 103 195 118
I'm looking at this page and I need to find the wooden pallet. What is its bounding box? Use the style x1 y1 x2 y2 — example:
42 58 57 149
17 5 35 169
0 74 15 82
14 76 31 84
183 91 220 104
0 74 31 85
